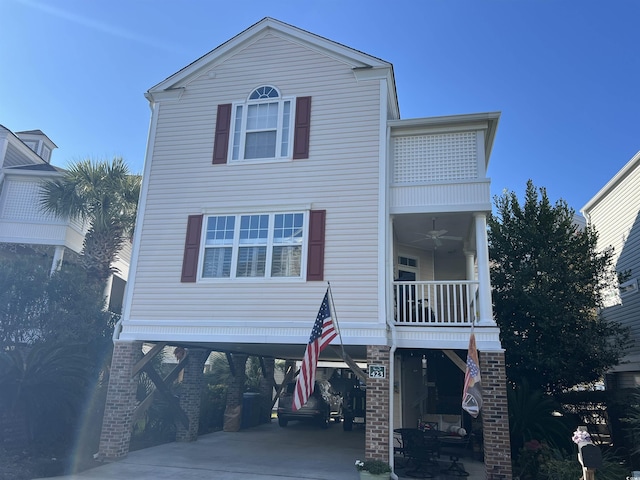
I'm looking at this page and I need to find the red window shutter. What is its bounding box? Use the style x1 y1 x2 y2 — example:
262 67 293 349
181 215 203 282
212 104 232 165
292 96 311 160
306 209 326 281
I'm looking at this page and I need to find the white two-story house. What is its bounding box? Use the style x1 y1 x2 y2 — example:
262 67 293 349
98 18 511 477
0 125 130 313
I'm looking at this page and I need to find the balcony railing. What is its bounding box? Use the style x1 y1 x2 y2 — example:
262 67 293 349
394 281 478 325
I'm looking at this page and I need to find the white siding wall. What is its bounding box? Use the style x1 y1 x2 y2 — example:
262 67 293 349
587 160 640 363
128 34 382 329
0 177 85 252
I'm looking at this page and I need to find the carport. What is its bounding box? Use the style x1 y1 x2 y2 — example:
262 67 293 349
41 419 486 480
44 421 365 480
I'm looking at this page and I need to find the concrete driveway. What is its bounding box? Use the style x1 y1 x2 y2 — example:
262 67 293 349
40 421 365 480
39 420 486 480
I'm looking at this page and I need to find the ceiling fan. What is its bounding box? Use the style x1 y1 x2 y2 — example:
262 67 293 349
415 217 463 247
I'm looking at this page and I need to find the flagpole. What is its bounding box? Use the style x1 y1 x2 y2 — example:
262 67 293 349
327 282 347 358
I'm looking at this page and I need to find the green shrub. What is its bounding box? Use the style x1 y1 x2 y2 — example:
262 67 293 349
199 383 227 434
355 459 391 474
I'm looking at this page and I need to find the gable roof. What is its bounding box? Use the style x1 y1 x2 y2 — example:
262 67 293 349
146 17 399 116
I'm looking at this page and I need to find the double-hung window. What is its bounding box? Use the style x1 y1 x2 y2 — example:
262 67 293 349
202 212 305 279
230 86 293 161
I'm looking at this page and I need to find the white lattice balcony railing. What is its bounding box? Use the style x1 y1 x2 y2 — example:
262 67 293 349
394 281 478 325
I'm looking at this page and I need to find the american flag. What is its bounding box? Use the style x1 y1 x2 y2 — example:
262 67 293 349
462 332 483 418
292 290 337 411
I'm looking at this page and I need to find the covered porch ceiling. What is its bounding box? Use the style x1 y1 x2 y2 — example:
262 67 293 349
393 212 475 253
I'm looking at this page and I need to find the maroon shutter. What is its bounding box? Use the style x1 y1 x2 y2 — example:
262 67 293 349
212 104 232 164
306 209 326 281
292 96 311 159
181 215 203 282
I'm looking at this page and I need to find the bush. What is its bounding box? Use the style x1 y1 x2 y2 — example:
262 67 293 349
512 440 628 480
355 459 391 474
199 383 227 434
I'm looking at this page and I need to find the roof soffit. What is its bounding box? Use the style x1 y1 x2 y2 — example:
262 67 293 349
147 17 395 96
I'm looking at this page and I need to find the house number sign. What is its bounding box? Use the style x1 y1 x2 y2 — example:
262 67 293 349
368 364 386 379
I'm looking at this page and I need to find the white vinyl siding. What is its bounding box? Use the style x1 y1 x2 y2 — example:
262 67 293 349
127 33 382 327
585 156 640 364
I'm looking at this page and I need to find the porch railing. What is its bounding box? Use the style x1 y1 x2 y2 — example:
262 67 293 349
393 281 478 325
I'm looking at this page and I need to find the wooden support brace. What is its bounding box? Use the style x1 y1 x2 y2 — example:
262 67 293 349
258 356 272 380
330 346 367 384
271 363 297 409
131 342 168 377
142 363 189 429
132 352 190 423
225 352 235 377
442 349 467 373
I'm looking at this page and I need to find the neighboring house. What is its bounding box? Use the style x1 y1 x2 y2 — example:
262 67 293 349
0 125 130 313
98 18 511 477
582 150 640 389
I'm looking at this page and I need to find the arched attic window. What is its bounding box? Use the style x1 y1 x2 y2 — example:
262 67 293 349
230 85 292 160
212 87 311 164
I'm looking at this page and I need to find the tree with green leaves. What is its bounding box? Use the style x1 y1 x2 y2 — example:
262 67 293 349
489 180 630 394
39 157 141 282
0 253 114 348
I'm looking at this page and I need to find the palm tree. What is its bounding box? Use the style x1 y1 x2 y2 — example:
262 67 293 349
39 157 141 282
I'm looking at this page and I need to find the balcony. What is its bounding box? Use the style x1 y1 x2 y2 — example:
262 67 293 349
0 176 87 252
388 114 498 215
394 281 478 325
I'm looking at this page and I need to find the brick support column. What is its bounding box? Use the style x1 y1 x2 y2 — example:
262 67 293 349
98 341 142 460
480 350 513 479
175 348 209 442
223 354 247 432
365 345 390 461
258 357 275 423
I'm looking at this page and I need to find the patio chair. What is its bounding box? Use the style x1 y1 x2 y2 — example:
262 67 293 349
396 428 440 478
439 428 471 477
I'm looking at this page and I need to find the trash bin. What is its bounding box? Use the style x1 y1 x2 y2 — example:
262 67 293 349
241 392 262 428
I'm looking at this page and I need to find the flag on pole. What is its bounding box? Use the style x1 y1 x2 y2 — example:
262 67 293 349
462 332 483 418
292 289 337 411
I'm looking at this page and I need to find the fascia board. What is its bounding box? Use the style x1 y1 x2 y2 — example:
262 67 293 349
388 111 501 130
2 168 64 179
147 17 392 95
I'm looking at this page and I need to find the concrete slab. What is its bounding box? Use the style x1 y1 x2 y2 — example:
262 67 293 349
38 421 486 480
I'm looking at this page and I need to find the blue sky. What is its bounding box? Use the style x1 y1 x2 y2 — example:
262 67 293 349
1 0 638 212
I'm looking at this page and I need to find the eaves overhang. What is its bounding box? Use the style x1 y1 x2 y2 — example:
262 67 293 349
145 17 398 111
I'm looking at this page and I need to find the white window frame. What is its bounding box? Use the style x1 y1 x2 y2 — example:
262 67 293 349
397 254 419 280
199 210 308 281
229 85 295 162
